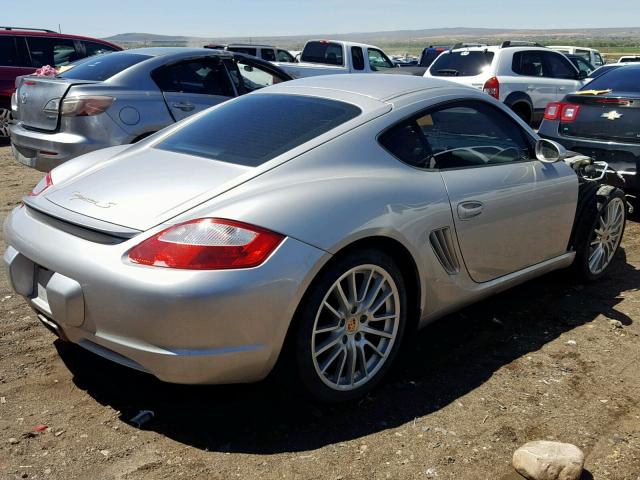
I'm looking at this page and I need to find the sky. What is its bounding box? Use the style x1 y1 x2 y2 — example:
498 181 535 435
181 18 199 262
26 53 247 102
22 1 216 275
5 0 640 39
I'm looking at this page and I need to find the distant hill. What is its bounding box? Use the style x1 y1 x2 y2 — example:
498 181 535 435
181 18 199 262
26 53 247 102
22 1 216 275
103 27 640 54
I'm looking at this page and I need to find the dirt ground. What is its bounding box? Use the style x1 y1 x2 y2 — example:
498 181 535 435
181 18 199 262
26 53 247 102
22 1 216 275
0 142 638 480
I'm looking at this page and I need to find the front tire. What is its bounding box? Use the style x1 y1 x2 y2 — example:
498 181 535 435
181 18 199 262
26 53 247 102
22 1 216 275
573 185 626 281
294 249 407 403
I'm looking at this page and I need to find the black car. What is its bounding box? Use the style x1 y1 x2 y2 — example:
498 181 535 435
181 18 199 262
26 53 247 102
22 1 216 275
538 64 640 193
565 54 595 76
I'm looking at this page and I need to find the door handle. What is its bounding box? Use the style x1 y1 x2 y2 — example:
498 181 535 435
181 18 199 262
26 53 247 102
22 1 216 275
526 86 535 91
172 102 195 112
457 201 484 220
558 87 567 91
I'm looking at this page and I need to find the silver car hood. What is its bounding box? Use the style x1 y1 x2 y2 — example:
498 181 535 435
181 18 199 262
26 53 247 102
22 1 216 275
42 147 253 231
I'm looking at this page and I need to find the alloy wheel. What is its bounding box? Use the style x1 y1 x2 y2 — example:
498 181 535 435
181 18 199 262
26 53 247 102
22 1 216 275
588 197 625 275
0 108 11 138
311 264 400 391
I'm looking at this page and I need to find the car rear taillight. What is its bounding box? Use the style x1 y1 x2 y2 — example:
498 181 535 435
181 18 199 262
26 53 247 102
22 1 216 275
29 172 53 197
483 76 500 99
60 96 114 117
543 102 581 122
128 218 285 270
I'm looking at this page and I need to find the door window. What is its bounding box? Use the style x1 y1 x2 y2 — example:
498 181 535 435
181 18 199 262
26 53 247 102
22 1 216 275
367 48 394 71
573 57 593 75
26 37 79 67
152 59 234 96
82 41 118 57
512 51 544 77
235 58 286 92
0 36 19 66
227 47 257 57
260 49 276 62
351 46 364 71
380 101 531 170
543 52 578 79
276 49 295 62
594 52 604 67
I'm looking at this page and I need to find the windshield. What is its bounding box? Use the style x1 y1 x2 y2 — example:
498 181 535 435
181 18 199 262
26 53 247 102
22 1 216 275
58 52 150 81
156 94 362 167
430 51 495 77
300 41 344 66
585 66 640 93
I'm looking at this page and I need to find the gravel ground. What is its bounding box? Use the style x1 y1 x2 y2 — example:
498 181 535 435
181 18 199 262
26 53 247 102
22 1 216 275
0 143 639 480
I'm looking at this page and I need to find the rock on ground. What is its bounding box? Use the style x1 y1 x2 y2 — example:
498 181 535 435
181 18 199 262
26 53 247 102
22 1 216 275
512 441 584 480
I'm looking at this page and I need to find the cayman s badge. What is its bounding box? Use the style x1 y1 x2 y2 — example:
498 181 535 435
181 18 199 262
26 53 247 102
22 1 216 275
601 110 623 120
70 192 116 209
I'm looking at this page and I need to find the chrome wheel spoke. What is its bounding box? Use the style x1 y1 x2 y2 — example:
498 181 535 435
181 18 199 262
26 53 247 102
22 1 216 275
315 334 342 357
360 324 393 339
364 339 385 358
320 345 344 374
587 197 625 275
347 340 357 386
356 343 368 378
369 313 398 322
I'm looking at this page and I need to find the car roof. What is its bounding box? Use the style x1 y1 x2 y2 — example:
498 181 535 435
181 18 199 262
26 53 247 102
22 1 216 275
307 39 380 50
227 43 275 48
549 45 598 52
124 47 234 58
449 45 548 53
263 74 463 103
0 28 120 49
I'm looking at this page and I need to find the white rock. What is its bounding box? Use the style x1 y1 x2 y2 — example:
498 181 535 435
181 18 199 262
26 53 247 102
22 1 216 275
513 441 584 480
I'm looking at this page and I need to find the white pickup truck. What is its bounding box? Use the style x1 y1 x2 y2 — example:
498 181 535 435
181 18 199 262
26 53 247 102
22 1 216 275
274 40 397 78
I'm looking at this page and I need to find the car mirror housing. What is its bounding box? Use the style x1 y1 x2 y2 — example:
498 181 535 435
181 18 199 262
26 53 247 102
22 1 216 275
578 70 588 80
535 139 567 163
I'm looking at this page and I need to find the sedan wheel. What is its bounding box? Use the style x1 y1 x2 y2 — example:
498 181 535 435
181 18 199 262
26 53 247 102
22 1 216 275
587 195 625 276
294 250 407 402
0 108 11 138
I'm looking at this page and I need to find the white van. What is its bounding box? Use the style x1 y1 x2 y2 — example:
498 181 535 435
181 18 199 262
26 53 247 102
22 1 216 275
548 46 604 68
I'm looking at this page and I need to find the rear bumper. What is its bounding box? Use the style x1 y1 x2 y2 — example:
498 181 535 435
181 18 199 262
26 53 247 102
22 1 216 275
9 120 129 172
539 121 640 191
3 205 328 384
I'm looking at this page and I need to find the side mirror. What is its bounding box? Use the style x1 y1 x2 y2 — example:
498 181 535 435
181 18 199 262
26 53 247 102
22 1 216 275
243 65 254 72
578 70 588 80
535 138 567 163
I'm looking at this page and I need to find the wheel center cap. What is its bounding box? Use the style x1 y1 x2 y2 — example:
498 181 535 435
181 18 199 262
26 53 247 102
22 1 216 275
346 317 359 334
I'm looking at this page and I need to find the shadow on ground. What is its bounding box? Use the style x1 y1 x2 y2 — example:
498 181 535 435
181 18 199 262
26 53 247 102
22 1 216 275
56 249 637 454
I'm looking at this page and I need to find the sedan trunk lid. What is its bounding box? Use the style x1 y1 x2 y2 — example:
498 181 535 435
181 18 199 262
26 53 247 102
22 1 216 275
15 76 95 131
561 92 640 144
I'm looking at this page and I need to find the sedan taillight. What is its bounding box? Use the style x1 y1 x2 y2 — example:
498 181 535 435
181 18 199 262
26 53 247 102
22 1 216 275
60 96 114 117
544 102 581 122
128 218 285 270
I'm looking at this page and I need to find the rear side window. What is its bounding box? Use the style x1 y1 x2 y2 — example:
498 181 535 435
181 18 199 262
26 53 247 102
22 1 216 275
82 41 118 57
153 59 234 96
26 37 79 67
301 41 344 66
228 47 257 57
0 36 19 66
585 67 640 93
430 51 494 77
156 94 361 167
512 51 544 77
58 52 149 81
260 49 276 62
351 46 364 71
419 48 444 67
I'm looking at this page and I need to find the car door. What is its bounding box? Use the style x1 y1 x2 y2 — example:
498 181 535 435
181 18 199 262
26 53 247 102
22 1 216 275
416 100 577 282
152 57 236 122
511 50 557 111
543 51 583 100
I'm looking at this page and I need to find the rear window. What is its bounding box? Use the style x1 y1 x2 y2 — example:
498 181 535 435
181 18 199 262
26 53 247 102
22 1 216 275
156 94 361 167
58 52 149 81
300 41 344 66
430 51 494 77
584 66 640 93
0 36 19 66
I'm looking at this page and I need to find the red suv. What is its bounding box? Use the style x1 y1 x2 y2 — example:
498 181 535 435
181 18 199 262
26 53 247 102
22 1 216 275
0 26 122 138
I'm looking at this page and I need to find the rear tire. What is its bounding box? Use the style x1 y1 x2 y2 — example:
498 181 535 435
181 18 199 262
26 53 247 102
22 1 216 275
293 249 407 403
572 185 626 281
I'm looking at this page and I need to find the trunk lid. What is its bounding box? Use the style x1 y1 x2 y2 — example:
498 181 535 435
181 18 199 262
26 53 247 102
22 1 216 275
561 92 640 144
15 76 94 131
43 147 254 231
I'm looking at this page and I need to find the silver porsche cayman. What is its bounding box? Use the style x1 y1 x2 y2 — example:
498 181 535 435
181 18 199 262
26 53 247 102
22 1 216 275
3 75 625 402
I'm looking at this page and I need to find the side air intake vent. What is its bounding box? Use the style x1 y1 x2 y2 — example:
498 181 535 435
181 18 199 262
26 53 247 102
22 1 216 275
429 227 460 274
